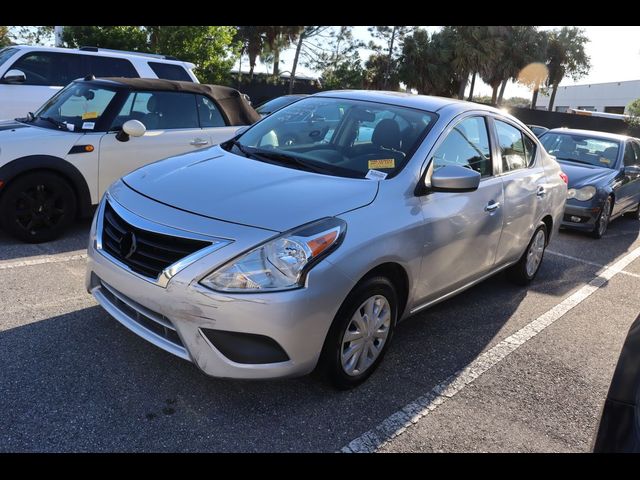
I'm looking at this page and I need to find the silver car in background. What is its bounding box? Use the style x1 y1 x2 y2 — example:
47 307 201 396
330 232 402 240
86 91 567 389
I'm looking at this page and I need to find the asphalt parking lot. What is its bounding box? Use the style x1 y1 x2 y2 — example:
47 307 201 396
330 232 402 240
2 217 640 452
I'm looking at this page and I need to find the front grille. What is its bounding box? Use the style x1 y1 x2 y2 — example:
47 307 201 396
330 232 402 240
99 279 184 348
102 201 211 279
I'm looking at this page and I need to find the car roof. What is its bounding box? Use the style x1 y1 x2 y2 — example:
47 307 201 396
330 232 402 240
84 77 261 126
313 90 504 114
544 128 631 142
6 45 195 68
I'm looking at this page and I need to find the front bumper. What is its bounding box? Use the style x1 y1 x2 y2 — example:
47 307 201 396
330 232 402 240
561 200 602 231
85 191 355 380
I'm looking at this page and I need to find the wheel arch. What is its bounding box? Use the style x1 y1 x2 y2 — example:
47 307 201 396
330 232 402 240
357 262 410 320
0 155 93 218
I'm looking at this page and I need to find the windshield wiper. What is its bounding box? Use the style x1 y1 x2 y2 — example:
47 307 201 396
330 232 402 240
249 148 334 175
40 116 69 130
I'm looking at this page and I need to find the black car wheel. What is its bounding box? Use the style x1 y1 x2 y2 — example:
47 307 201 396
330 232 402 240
591 196 612 239
0 172 77 243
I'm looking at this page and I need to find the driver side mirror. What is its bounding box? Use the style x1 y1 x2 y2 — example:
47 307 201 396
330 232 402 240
3 69 26 84
417 164 481 195
623 165 640 176
116 119 146 142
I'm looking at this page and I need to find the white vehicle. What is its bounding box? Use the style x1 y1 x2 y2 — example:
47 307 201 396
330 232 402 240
0 45 199 120
0 77 260 243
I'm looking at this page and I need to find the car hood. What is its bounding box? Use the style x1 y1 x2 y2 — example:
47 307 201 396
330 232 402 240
558 160 617 189
122 146 379 232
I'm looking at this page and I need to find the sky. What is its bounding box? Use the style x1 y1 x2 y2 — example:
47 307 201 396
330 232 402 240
246 26 640 100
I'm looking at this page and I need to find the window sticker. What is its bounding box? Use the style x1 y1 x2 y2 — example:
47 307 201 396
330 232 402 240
82 111 98 120
82 122 95 130
365 169 388 181
599 157 611 165
368 159 395 169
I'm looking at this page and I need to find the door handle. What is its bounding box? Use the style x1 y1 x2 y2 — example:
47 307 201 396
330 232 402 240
536 186 546 198
190 139 209 146
485 201 500 212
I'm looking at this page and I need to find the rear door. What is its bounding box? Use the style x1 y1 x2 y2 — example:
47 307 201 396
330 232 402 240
491 118 547 266
98 90 207 195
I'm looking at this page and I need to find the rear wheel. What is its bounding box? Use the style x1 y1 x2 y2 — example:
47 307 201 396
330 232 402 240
591 196 612 239
317 276 398 390
508 224 547 286
0 172 77 243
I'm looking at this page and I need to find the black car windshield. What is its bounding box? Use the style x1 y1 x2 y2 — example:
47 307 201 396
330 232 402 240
255 95 306 115
30 82 118 132
225 97 437 179
541 132 620 169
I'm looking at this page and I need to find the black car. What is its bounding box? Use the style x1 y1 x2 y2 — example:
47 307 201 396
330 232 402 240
593 312 640 452
527 124 549 138
255 94 308 117
539 128 640 238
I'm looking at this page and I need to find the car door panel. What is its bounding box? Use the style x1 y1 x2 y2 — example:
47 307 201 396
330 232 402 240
615 141 640 214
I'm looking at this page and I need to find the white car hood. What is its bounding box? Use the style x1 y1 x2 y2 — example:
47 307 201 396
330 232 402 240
0 121 84 164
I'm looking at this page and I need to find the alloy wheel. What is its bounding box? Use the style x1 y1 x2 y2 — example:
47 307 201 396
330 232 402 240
525 228 546 277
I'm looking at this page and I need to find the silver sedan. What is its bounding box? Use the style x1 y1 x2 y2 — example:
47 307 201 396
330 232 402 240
86 91 567 389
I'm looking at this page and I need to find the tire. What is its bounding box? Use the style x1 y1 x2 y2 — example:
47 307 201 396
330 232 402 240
508 224 548 286
591 196 612 239
317 276 398 390
0 172 77 243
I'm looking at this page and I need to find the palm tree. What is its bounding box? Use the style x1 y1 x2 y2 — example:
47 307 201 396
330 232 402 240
545 27 590 111
443 26 486 100
263 26 303 80
477 26 510 104
496 26 540 105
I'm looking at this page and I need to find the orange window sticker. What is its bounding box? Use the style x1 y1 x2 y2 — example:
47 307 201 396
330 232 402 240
368 159 395 170
82 111 98 120
599 157 611 165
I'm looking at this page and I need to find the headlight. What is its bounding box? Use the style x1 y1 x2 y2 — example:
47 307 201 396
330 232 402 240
567 185 596 201
200 217 346 292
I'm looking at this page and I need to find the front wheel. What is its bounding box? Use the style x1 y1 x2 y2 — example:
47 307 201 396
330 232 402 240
317 276 398 390
508 224 547 286
591 196 612 239
0 172 77 243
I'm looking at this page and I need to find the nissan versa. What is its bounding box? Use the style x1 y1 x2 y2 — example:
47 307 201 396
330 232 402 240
86 91 567 389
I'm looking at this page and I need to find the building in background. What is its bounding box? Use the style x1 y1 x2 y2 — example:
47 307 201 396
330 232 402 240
536 80 640 114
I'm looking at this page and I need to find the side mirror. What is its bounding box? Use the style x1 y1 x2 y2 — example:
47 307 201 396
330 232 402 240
624 165 640 176
116 119 146 142
3 69 26 84
429 165 481 193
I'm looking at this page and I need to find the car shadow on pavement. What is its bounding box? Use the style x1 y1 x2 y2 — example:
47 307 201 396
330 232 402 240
0 239 604 453
0 220 92 262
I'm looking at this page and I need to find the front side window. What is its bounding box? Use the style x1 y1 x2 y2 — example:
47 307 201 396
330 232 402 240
226 97 437 179
432 116 492 177
196 95 226 128
495 120 528 173
540 133 620 169
32 82 118 131
10 52 85 86
112 91 198 130
624 141 639 167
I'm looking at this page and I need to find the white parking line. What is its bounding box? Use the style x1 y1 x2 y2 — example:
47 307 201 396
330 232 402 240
0 253 87 270
341 244 640 453
546 250 640 279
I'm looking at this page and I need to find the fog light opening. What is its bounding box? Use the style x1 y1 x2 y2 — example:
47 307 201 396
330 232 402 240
570 216 582 223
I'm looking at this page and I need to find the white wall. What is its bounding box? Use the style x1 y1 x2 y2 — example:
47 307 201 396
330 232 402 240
537 80 640 113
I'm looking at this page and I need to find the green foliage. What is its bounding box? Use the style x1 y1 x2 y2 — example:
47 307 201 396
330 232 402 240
0 26 10 48
545 27 590 110
627 98 640 127
311 27 365 89
8 26 53 45
321 58 365 89
62 26 237 84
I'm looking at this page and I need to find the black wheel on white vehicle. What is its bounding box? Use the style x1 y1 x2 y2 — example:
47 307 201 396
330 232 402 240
318 276 398 390
0 172 76 243
508 224 547 286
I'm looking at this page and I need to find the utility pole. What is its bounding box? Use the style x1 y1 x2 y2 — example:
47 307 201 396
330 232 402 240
54 26 64 47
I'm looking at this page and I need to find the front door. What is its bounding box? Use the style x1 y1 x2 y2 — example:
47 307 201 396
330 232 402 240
417 115 504 303
98 90 209 195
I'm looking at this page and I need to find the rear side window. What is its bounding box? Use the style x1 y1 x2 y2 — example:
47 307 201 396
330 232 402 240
523 134 537 166
495 120 528 173
88 56 139 78
432 116 493 177
196 95 226 127
147 62 192 82
112 90 198 130
10 52 85 86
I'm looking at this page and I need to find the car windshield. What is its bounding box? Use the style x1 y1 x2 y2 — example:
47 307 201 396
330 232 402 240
0 47 18 68
30 82 118 132
225 97 437 179
541 132 620 169
256 96 305 115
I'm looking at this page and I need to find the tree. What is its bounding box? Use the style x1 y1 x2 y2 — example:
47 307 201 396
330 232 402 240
441 26 488 100
8 26 54 45
627 98 640 127
477 26 511 104
312 27 365 89
288 26 332 94
496 26 540 105
263 26 303 80
368 26 413 89
0 26 11 48
545 27 590 111
62 26 237 84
